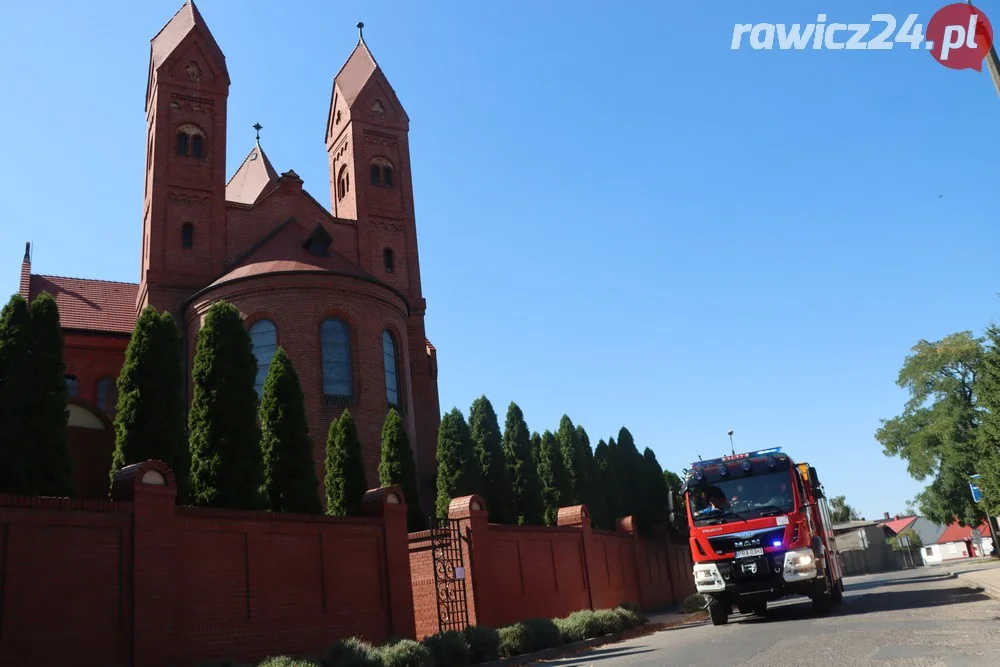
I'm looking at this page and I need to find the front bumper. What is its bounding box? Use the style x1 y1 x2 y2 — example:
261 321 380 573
693 548 818 595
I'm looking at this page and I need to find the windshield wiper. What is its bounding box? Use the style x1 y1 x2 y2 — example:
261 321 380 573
755 505 789 517
721 509 750 523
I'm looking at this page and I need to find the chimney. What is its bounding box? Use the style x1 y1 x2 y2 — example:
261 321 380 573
18 241 31 298
884 512 890 520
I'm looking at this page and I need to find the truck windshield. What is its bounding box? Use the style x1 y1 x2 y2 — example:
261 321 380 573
686 460 796 526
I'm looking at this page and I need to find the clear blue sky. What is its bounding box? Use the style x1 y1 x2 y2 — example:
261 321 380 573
2 0 999 521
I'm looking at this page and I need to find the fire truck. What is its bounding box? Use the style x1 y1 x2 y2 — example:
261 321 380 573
679 447 844 625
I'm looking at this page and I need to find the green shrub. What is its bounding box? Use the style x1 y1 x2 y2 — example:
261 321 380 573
258 658 322 667
681 593 708 614
591 608 625 635
422 630 470 666
373 639 434 667
522 617 563 650
327 637 379 666
555 609 602 643
497 623 534 658
612 606 646 629
461 625 500 663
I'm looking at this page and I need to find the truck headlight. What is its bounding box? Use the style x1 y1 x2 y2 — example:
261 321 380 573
693 562 725 592
782 548 818 581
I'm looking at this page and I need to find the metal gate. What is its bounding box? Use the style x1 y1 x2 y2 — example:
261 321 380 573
430 517 470 632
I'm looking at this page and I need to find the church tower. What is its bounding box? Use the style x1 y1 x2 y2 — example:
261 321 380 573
139 1 230 318
326 24 441 504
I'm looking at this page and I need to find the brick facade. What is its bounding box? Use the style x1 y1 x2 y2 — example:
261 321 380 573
408 496 697 639
16 1 441 511
0 460 415 667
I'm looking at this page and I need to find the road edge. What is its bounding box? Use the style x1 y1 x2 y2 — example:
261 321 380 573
479 613 709 666
954 570 1000 600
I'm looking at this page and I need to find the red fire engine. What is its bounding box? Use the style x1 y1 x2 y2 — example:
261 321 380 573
680 447 844 625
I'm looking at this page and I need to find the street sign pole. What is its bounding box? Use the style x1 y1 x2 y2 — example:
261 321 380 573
970 474 1000 559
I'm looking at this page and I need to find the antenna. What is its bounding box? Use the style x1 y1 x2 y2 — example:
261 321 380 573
727 429 735 455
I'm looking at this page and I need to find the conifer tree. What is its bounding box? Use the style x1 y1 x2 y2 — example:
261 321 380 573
0 294 33 494
530 431 543 467
325 409 369 516
435 407 483 518
615 427 642 521
605 436 624 524
577 425 607 529
111 306 189 500
187 300 263 510
537 430 572 526
27 292 73 497
557 415 588 505
642 447 671 528
469 395 514 523
594 440 621 529
258 347 321 514
502 402 545 526
379 407 425 530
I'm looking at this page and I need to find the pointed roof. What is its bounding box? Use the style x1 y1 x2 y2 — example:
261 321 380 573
146 1 229 111
150 1 224 71
226 142 279 206
334 34 380 107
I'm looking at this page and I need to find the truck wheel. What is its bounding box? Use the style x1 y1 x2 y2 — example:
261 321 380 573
812 571 833 615
832 577 844 604
708 595 730 626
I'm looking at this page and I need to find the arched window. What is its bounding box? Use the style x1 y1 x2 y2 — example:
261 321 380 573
382 329 400 407
65 375 78 397
182 222 194 249
97 377 118 417
321 318 352 397
370 157 394 188
176 124 205 158
249 319 278 398
337 165 349 200
383 247 395 273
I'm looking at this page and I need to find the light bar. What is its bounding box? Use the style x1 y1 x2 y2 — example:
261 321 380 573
689 446 785 468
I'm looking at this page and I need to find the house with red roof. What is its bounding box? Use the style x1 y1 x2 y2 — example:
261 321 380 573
15 2 442 510
922 520 994 564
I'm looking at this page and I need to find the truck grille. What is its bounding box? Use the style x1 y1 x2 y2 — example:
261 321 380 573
707 527 786 555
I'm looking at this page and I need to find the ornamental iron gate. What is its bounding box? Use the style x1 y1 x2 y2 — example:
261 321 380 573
429 516 471 632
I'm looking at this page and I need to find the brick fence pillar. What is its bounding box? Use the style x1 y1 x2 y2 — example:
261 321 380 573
111 460 178 667
362 486 416 640
448 494 489 628
557 505 595 610
617 515 650 610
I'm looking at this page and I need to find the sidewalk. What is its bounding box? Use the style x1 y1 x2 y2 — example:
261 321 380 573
951 560 1000 600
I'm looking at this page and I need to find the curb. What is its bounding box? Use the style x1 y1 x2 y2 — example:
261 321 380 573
955 571 1000 601
480 615 707 666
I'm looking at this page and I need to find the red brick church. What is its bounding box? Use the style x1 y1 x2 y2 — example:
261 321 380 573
16 1 441 510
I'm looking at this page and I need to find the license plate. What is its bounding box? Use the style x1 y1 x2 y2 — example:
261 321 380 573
735 547 764 559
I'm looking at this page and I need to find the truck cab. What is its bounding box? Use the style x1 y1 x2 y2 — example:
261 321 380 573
680 447 844 625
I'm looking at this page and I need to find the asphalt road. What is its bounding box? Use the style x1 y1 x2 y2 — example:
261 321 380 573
542 564 1000 666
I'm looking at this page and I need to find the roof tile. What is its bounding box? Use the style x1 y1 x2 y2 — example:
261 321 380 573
28 275 137 334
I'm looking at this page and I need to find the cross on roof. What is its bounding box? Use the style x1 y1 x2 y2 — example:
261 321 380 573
253 122 263 142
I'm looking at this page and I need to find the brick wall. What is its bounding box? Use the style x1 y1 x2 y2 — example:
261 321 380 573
408 496 695 638
0 460 415 667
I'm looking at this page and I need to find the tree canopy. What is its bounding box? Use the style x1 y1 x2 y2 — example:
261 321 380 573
829 495 861 523
875 331 986 526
